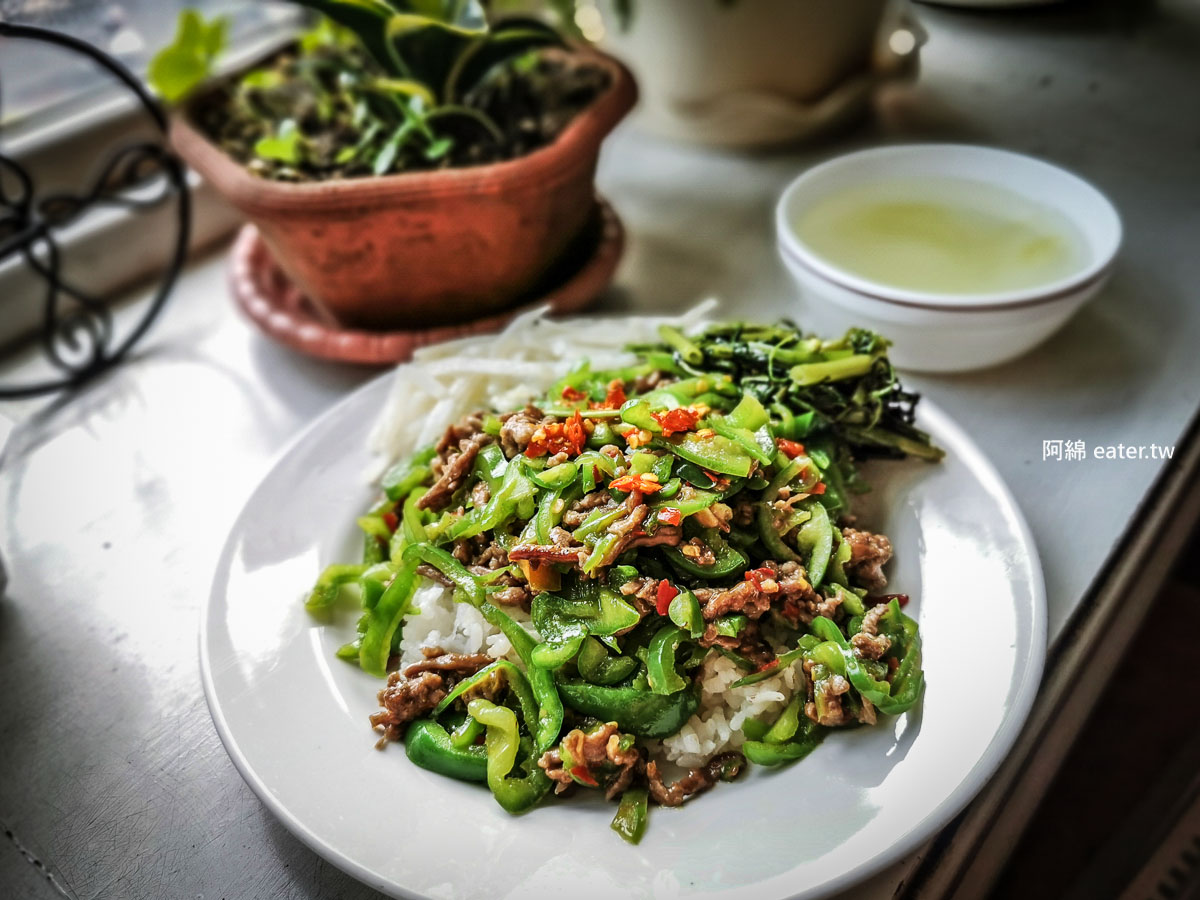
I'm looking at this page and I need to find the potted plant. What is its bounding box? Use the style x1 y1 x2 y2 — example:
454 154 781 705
590 0 919 149
159 1 635 329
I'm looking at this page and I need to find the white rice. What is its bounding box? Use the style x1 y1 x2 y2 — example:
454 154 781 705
374 301 806 761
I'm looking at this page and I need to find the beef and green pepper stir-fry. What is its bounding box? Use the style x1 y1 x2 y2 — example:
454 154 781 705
306 321 942 843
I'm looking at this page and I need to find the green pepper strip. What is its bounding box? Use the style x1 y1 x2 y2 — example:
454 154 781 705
534 483 571 545
306 563 367 612
404 719 488 782
789 354 877 386
811 606 924 715
472 443 508 496
762 696 802 743
403 544 564 752
652 432 754 478
358 556 420 677
577 637 640 685
529 460 579 490
572 505 626 542
620 398 662 433
575 451 616 494
646 625 688 694
433 660 540 732
667 590 704 639
657 324 705 365
651 486 721 517
401 487 429 546
381 445 437 501
726 392 770 431
663 528 746 578
468 698 553 814
611 787 650 845
447 462 535 541
556 680 700 739
754 450 817 563
712 614 748 638
742 716 825 766
796 498 834 588
449 715 484 749
707 416 775 466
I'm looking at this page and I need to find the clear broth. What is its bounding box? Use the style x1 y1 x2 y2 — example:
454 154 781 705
793 176 1089 295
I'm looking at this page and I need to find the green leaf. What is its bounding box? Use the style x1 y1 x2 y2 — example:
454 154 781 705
147 10 229 103
289 0 403 74
424 136 454 160
372 122 414 174
253 120 303 164
442 18 562 100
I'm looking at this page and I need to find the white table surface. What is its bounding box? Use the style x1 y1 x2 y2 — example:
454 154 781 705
2 1 1198 897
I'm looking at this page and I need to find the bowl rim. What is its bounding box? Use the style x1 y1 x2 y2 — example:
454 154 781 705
774 142 1122 310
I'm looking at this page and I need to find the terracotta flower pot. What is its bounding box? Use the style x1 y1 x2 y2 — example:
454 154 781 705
171 49 636 330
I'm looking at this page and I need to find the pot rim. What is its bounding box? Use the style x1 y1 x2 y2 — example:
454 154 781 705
170 45 637 214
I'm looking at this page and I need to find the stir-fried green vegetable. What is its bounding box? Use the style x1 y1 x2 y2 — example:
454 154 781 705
307 319 939 843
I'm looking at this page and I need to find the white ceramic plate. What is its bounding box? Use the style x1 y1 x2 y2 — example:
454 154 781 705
202 373 1046 900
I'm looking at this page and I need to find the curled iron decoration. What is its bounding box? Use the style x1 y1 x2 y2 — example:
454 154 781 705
0 20 191 399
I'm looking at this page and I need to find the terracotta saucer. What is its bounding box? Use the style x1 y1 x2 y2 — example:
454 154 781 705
229 197 623 365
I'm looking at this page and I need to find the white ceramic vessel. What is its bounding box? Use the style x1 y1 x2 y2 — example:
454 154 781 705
203 370 1046 900
596 0 920 148
776 144 1122 372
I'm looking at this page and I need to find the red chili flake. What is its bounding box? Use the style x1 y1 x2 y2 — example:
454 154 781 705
754 659 780 675
563 411 586 454
702 470 731 491
655 579 679 615
570 766 599 787
603 379 627 409
524 411 587 459
382 512 399 532
652 407 702 436
810 482 827 495
871 592 911 608
561 385 588 403
744 566 775 591
609 473 662 495
656 507 682 527
776 438 806 459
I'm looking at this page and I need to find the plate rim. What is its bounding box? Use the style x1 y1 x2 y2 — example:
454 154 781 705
199 371 1047 900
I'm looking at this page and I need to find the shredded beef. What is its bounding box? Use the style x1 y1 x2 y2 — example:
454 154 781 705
416 563 455 588
402 652 492 678
803 663 853 727
646 752 745 807
851 631 891 660
562 490 614 528
419 431 492 512
841 527 893 592
697 619 775 666
509 541 588 567
498 404 551 458
435 414 484 455
369 671 446 743
691 560 817 621
618 575 660 617
631 370 673 393
625 524 682 550
859 602 889 635
537 722 642 800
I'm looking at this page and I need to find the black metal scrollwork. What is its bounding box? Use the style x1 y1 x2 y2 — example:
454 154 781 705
0 20 191 399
